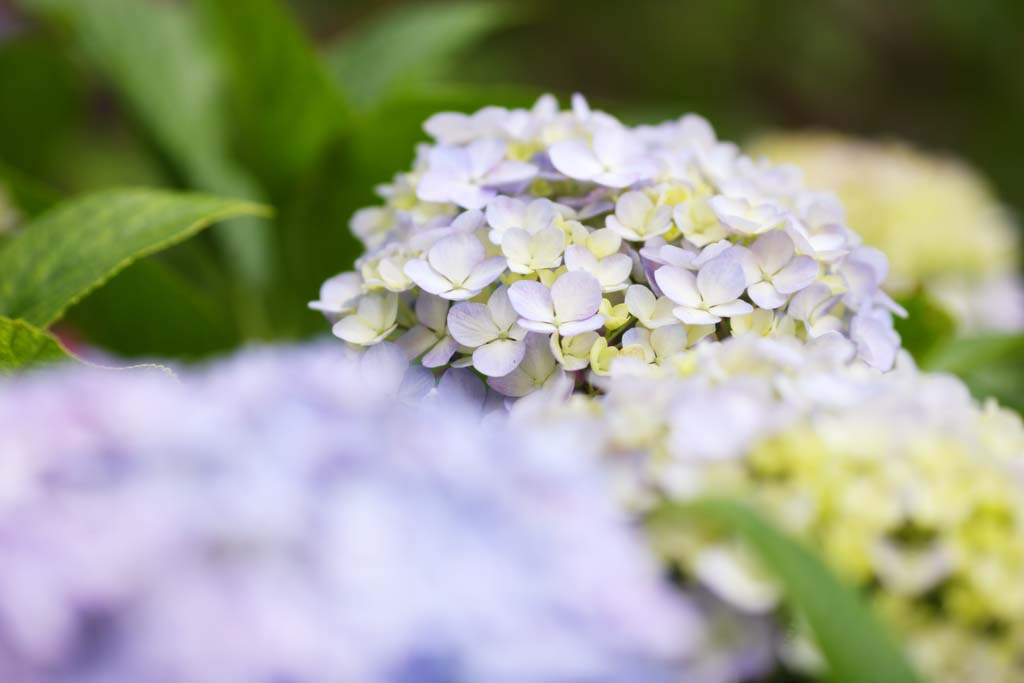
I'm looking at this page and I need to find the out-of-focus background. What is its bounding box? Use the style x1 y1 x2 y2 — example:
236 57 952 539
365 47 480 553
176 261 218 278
1 0 1021 359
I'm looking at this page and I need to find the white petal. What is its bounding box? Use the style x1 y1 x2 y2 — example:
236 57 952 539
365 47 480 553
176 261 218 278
551 271 602 322
486 285 519 331
427 144 470 176
531 227 566 267
423 112 473 144
404 259 452 295
518 319 558 334
707 300 753 317
446 302 499 347
466 137 506 178
751 230 795 274
501 227 534 264
524 198 558 232
655 266 701 307
549 140 602 180
508 280 555 323
427 233 485 283
747 282 788 309
787 282 833 322
596 253 633 289
486 196 527 234
673 306 720 325
358 293 398 329
625 284 656 320
615 191 653 229
332 316 380 345
449 183 494 210
563 244 598 273
415 170 458 203
696 256 747 307
650 325 689 358
484 160 537 186
473 339 526 377
462 256 507 292
773 256 819 294
558 315 605 337
592 126 633 166
852 314 898 371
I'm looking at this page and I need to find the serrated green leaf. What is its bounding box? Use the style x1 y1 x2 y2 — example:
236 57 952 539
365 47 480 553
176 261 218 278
197 0 348 189
18 0 273 286
649 498 920 683
326 1 519 107
923 333 1024 413
0 316 71 372
0 188 268 328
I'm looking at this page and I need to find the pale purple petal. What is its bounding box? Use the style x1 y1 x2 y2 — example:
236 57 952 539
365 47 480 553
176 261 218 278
551 271 602 323
422 336 460 368
549 140 602 180
447 302 499 347
696 256 747 307
466 137 507 178
772 256 819 294
473 339 526 377
655 266 702 308
559 315 606 337
463 256 507 291
747 282 788 310
673 307 720 326
751 231 794 274
428 233 485 283
708 300 754 318
404 259 452 295
508 280 555 323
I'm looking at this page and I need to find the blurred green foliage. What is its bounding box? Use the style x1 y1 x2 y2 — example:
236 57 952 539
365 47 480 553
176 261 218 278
0 0 1020 408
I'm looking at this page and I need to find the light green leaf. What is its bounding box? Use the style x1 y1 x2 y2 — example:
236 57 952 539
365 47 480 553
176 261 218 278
0 316 71 372
0 188 269 328
923 333 1024 413
18 0 273 286
197 0 348 188
326 1 519 107
649 498 920 683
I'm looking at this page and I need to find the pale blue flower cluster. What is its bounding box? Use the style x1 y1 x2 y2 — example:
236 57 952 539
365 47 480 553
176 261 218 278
0 344 768 683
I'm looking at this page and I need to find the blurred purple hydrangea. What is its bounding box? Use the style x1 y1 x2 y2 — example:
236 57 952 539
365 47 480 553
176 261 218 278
0 344 766 683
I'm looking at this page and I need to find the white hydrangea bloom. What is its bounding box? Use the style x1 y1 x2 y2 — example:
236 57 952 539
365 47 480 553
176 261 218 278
316 93 908 394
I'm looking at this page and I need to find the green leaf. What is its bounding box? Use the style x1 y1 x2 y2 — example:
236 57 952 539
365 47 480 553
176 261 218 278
326 1 519 107
197 0 348 189
0 188 268 328
923 333 1024 413
649 498 920 683
66 257 239 359
893 290 957 363
19 0 273 286
0 316 71 373
0 160 61 218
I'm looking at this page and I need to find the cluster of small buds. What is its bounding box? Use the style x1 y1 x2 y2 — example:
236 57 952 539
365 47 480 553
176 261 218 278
751 132 1024 333
525 334 1024 683
313 95 907 399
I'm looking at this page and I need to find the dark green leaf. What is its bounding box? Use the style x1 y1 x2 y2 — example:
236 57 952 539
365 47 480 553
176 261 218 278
0 316 72 373
20 0 273 286
326 1 519 107
649 498 920 683
67 257 239 359
0 160 61 218
197 0 349 189
0 188 269 328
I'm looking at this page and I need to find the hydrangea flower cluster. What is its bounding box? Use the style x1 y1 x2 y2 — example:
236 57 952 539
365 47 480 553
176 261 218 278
313 95 907 401
528 335 1024 683
0 344 768 683
751 132 1024 333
